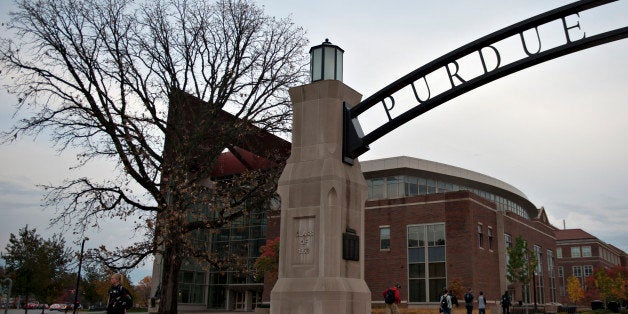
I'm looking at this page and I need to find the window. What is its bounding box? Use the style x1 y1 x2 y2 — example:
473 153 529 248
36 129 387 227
584 265 593 277
556 247 562 259
571 246 581 258
547 250 555 277
478 225 484 248
370 178 384 199
548 250 556 303
488 227 494 250
387 176 402 198
558 266 564 277
408 223 446 303
534 245 542 275
418 178 428 195
380 226 391 250
426 179 437 194
505 234 512 270
573 266 583 277
582 246 592 257
405 176 418 197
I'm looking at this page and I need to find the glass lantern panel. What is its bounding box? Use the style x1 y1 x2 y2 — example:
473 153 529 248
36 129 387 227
311 49 322 81
336 51 343 81
323 46 336 80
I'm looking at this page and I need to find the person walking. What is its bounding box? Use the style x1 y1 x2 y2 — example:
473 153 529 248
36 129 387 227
382 282 401 314
107 273 132 314
501 290 511 314
478 291 486 314
464 288 474 314
440 289 453 314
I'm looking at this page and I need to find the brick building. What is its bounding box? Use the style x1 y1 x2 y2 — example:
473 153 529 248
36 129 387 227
554 229 627 304
358 156 560 309
260 155 627 311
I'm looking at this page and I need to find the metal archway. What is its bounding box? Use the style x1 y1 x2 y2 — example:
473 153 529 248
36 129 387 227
342 0 628 164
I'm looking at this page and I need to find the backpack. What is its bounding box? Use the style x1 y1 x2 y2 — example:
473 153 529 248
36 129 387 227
124 293 133 310
440 296 448 310
385 289 396 304
501 295 510 306
451 295 458 306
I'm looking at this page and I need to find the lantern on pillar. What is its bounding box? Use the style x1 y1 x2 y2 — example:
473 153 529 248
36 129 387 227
309 39 344 82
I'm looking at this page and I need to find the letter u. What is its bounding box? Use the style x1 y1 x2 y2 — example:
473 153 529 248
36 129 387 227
520 27 542 56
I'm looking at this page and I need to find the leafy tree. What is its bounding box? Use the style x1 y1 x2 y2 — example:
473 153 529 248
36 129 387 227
585 266 626 305
134 276 152 308
566 275 584 305
0 0 307 312
254 237 279 282
583 274 601 304
506 236 537 303
82 263 111 306
3 226 72 305
448 278 465 300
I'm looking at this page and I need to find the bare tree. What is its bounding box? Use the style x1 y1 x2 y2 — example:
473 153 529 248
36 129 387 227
1 0 308 312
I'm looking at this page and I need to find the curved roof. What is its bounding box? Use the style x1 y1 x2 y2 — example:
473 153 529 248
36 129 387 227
361 155 529 201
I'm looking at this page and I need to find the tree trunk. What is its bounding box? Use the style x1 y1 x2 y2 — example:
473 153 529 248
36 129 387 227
157 238 183 314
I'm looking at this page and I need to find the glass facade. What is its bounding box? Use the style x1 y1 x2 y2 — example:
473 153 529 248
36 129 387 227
367 175 530 219
178 270 206 304
407 223 446 303
205 208 267 309
176 195 269 310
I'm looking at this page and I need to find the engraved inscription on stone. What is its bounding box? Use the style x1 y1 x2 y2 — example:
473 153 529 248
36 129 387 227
293 216 315 265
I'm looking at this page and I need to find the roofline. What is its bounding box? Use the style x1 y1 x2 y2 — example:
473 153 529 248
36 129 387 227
360 156 529 200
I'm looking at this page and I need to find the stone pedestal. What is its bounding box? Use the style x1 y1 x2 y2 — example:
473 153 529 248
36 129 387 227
270 80 371 314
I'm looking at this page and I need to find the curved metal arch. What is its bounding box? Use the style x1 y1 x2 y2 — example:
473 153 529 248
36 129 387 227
342 0 628 164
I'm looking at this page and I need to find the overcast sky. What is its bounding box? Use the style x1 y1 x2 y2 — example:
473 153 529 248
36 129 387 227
1 0 627 284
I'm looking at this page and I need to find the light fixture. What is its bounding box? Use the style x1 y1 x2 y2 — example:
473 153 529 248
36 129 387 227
309 39 344 82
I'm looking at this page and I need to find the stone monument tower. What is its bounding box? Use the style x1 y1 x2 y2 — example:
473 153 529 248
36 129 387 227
269 40 371 313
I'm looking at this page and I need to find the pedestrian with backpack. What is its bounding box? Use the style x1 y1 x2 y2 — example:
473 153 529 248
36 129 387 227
440 289 452 314
464 288 474 314
106 273 133 314
501 291 511 314
382 282 401 314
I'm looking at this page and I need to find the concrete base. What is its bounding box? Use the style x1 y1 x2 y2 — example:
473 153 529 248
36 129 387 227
271 277 371 314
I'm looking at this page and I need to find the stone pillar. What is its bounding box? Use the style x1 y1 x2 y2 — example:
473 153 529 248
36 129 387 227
496 210 508 294
270 80 371 314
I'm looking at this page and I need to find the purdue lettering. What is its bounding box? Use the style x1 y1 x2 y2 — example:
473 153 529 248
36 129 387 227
342 0 627 164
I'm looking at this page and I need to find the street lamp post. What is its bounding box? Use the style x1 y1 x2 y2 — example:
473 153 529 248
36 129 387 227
532 271 538 313
2 278 12 314
73 238 88 314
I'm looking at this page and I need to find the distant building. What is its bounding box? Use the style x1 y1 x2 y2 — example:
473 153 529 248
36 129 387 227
554 228 627 304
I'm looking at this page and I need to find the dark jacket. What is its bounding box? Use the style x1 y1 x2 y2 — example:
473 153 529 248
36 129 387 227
107 284 131 314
